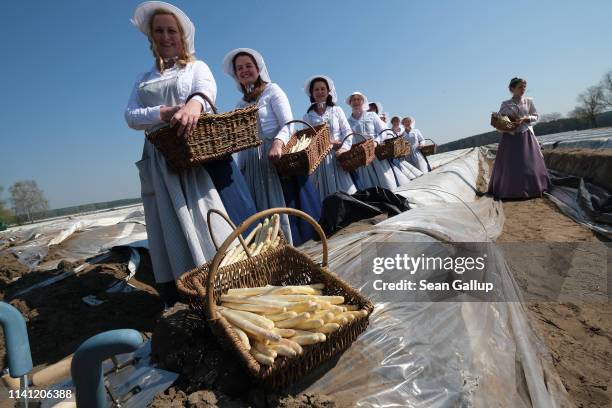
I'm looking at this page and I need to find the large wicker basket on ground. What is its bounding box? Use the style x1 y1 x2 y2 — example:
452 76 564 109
274 120 332 177
176 208 373 390
145 93 260 170
490 112 518 133
375 129 411 160
420 139 437 156
336 133 376 172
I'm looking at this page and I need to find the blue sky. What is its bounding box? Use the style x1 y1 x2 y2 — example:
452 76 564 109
1 0 611 209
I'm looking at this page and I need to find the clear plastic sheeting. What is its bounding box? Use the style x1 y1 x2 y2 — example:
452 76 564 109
296 147 568 407
393 148 483 208
41 341 178 408
538 127 612 150
0 205 148 270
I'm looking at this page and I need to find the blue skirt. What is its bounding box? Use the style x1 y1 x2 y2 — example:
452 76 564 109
203 156 258 230
281 175 322 246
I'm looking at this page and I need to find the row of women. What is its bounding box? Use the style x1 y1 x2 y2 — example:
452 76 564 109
124 2 431 299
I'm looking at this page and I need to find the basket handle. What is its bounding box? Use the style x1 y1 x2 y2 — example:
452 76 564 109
378 128 400 139
206 207 329 320
283 119 317 136
206 209 253 258
341 132 370 145
186 92 218 114
422 138 436 145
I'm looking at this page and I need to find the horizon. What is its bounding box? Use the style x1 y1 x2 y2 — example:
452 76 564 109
1 0 612 209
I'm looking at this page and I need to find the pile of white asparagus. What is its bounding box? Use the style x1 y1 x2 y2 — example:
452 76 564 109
217 283 368 366
220 214 282 267
289 133 312 153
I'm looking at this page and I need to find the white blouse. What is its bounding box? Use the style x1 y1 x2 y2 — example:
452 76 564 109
404 129 425 149
303 106 353 150
499 97 539 133
124 60 216 131
347 111 388 143
237 83 293 143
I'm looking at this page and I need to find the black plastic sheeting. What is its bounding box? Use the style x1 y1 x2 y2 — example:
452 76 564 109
318 187 410 236
549 171 612 225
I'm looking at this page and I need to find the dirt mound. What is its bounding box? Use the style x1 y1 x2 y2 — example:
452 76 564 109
544 148 612 191
0 248 163 371
498 197 612 407
0 251 29 289
150 304 341 408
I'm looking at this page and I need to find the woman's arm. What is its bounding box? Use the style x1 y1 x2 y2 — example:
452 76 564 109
336 107 353 150
268 84 293 160
124 73 165 130
524 98 539 124
171 61 217 136
372 113 387 144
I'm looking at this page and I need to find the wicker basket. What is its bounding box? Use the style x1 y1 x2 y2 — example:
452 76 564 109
490 112 518 133
274 120 333 177
420 139 437 156
177 208 373 390
145 93 261 170
375 129 411 160
336 133 376 172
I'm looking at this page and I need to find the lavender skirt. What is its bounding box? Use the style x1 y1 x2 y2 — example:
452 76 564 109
488 130 551 199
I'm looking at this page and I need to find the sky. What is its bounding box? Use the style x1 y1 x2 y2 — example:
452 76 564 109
1 0 611 209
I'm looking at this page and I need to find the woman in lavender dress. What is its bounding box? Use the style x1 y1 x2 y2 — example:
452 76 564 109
488 78 550 199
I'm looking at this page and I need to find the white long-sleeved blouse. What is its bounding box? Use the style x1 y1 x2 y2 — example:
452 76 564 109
236 83 293 144
404 128 425 149
499 97 538 134
124 60 216 131
303 106 353 150
347 111 389 143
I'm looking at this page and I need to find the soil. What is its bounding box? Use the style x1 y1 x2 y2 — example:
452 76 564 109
498 198 612 408
544 148 612 191
0 247 163 372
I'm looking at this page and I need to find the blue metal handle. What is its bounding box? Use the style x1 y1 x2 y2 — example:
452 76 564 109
0 302 33 377
71 329 143 408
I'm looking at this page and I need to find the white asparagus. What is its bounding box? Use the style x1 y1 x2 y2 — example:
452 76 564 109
344 310 368 318
275 312 311 328
221 302 285 314
343 304 360 311
264 295 344 304
272 328 296 338
278 338 303 355
227 285 319 297
317 323 341 334
285 301 320 313
221 295 290 307
254 342 277 359
229 324 251 350
265 311 298 321
312 310 335 322
250 349 275 366
219 309 281 342
329 305 346 314
330 316 348 325
219 307 275 330
309 283 325 290
291 334 325 346
221 222 263 266
269 343 297 357
293 319 325 330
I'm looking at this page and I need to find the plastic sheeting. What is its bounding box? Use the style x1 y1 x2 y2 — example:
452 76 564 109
41 341 178 408
0 205 148 270
539 127 612 150
296 147 568 407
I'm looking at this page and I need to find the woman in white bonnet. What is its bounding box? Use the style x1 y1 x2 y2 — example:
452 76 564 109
223 48 322 246
124 2 256 303
345 92 399 190
402 116 430 173
302 75 357 201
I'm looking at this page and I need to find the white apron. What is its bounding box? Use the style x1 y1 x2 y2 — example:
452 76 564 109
135 73 232 283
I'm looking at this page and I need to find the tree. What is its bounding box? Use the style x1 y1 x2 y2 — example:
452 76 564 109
0 186 15 228
573 85 607 127
601 69 612 108
539 112 563 123
9 181 49 224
